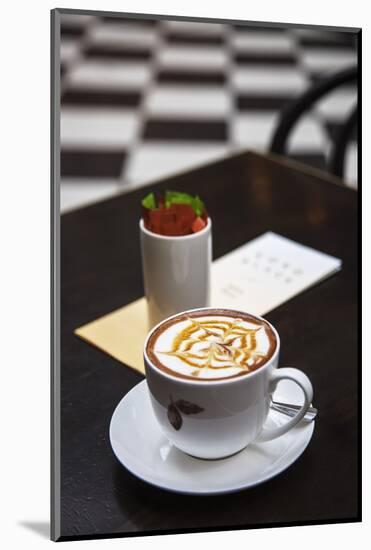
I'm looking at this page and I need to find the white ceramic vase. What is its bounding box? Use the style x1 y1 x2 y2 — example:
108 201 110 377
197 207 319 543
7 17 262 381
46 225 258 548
139 218 212 328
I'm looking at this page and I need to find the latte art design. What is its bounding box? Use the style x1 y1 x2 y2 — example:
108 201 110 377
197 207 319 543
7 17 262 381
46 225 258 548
160 317 264 377
149 312 276 380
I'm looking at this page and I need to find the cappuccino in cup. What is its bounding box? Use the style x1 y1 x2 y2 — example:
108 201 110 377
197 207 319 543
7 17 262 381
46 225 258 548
146 309 277 381
144 307 313 459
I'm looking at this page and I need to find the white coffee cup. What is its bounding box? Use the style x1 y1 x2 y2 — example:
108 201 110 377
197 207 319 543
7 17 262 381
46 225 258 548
144 307 313 459
139 218 212 329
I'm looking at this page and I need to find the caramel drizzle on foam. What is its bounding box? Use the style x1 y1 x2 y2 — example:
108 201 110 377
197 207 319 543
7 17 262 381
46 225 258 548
158 317 267 377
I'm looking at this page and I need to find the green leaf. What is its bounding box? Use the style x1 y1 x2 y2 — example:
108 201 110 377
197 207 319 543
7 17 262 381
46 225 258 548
192 195 204 217
141 192 156 210
164 191 204 216
164 191 192 208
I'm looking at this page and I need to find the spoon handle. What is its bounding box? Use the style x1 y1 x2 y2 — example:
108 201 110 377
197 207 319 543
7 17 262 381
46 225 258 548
270 400 318 422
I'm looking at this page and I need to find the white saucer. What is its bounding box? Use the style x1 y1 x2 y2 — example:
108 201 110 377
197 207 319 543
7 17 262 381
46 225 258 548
109 380 315 495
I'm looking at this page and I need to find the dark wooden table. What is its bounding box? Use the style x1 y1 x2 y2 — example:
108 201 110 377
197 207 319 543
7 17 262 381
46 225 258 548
59 150 359 540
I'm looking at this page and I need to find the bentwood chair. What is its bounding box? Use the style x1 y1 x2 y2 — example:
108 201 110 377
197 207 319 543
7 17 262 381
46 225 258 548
270 66 358 181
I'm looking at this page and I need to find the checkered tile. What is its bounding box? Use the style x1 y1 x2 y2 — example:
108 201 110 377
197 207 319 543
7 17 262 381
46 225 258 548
59 14 358 212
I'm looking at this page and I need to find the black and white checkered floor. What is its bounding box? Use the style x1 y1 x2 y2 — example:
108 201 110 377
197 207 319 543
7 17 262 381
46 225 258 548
60 13 358 213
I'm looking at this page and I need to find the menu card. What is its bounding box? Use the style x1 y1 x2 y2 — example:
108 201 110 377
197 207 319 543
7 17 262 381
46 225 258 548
211 232 342 315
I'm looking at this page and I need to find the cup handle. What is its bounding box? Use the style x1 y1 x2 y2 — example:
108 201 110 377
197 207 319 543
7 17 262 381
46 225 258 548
256 367 314 443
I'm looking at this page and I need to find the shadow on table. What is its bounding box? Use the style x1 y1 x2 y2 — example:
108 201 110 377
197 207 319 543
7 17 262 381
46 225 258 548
111 461 289 533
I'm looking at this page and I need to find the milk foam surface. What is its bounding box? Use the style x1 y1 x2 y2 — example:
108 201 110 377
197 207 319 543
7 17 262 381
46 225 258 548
152 314 274 380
